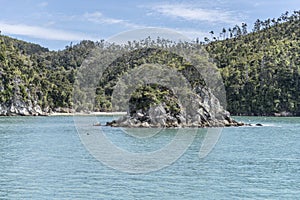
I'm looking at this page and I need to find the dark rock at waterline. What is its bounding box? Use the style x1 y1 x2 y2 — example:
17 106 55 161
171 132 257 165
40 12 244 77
106 85 247 128
106 104 246 128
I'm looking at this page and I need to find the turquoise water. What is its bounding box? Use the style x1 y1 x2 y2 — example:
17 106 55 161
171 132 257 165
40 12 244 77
0 116 299 199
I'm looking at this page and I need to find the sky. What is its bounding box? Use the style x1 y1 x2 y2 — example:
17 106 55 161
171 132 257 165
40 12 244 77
0 0 299 50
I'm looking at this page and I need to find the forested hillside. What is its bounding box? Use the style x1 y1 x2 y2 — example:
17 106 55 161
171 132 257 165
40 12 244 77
0 10 299 116
0 36 95 115
206 11 300 116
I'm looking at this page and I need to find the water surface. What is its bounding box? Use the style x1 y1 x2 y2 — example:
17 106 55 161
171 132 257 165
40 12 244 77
0 116 299 199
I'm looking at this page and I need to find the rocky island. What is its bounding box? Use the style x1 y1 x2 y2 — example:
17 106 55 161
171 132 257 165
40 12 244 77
99 47 244 128
106 84 243 128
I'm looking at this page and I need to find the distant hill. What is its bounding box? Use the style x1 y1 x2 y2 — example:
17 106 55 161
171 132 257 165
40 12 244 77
0 35 49 55
0 10 299 116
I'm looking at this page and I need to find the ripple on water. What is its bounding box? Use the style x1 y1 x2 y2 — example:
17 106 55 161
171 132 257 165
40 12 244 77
0 116 299 199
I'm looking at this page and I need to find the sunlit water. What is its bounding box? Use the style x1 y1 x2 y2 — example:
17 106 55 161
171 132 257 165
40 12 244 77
0 116 299 199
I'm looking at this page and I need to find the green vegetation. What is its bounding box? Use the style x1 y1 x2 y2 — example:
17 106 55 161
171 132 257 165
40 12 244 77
94 47 206 112
0 10 299 116
129 83 181 116
206 10 300 116
0 36 95 113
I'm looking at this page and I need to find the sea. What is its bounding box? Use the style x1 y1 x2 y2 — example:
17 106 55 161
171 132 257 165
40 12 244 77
0 116 299 199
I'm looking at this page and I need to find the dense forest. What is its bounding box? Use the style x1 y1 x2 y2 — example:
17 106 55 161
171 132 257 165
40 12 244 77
0 36 96 114
206 10 300 116
0 10 299 116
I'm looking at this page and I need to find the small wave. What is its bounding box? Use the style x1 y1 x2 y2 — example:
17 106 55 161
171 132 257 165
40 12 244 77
259 123 281 127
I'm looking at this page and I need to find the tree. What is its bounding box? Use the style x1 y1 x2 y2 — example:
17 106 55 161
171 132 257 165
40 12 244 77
253 19 261 32
241 23 248 35
228 28 233 38
209 31 214 40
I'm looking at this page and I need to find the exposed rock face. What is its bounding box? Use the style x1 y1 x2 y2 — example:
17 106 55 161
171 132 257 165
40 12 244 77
0 79 75 116
0 100 77 116
107 86 243 128
0 75 49 116
0 100 48 116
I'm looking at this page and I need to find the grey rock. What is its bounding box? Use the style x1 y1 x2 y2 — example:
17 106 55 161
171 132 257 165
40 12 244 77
141 122 150 128
192 114 201 123
136 112 144 118
19 107 30 116
106 85 247 128
34 105 43 115
176 114 186 124
148 105 166 118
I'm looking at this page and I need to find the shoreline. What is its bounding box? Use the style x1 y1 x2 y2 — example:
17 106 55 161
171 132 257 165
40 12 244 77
1 112 299 118
49 112 127 116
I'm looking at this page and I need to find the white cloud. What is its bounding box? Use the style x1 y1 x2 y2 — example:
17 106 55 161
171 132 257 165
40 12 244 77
37 1 48 7
84 12 123 24
0 21 98 41
83 11 140 28
151 4 241 25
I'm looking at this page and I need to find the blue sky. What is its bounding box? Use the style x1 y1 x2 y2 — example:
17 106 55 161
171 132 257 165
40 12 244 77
0 0 299 50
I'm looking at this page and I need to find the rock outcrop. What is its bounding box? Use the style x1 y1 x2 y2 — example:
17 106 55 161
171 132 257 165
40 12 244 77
0 100 48 116
107 86 244 128
102 47 248 128
0 100 77 116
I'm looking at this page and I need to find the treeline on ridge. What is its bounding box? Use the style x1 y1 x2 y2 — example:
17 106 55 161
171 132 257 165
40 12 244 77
206 10 300 116
0 10 299 116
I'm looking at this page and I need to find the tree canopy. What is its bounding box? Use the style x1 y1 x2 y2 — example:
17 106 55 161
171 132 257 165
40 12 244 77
0 10 299 116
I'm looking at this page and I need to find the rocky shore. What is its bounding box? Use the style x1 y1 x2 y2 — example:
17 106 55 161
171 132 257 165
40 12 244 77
0 100 75 116
0 100 128 116
106 104 246 128
0 101 48 116
106 86 248 128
